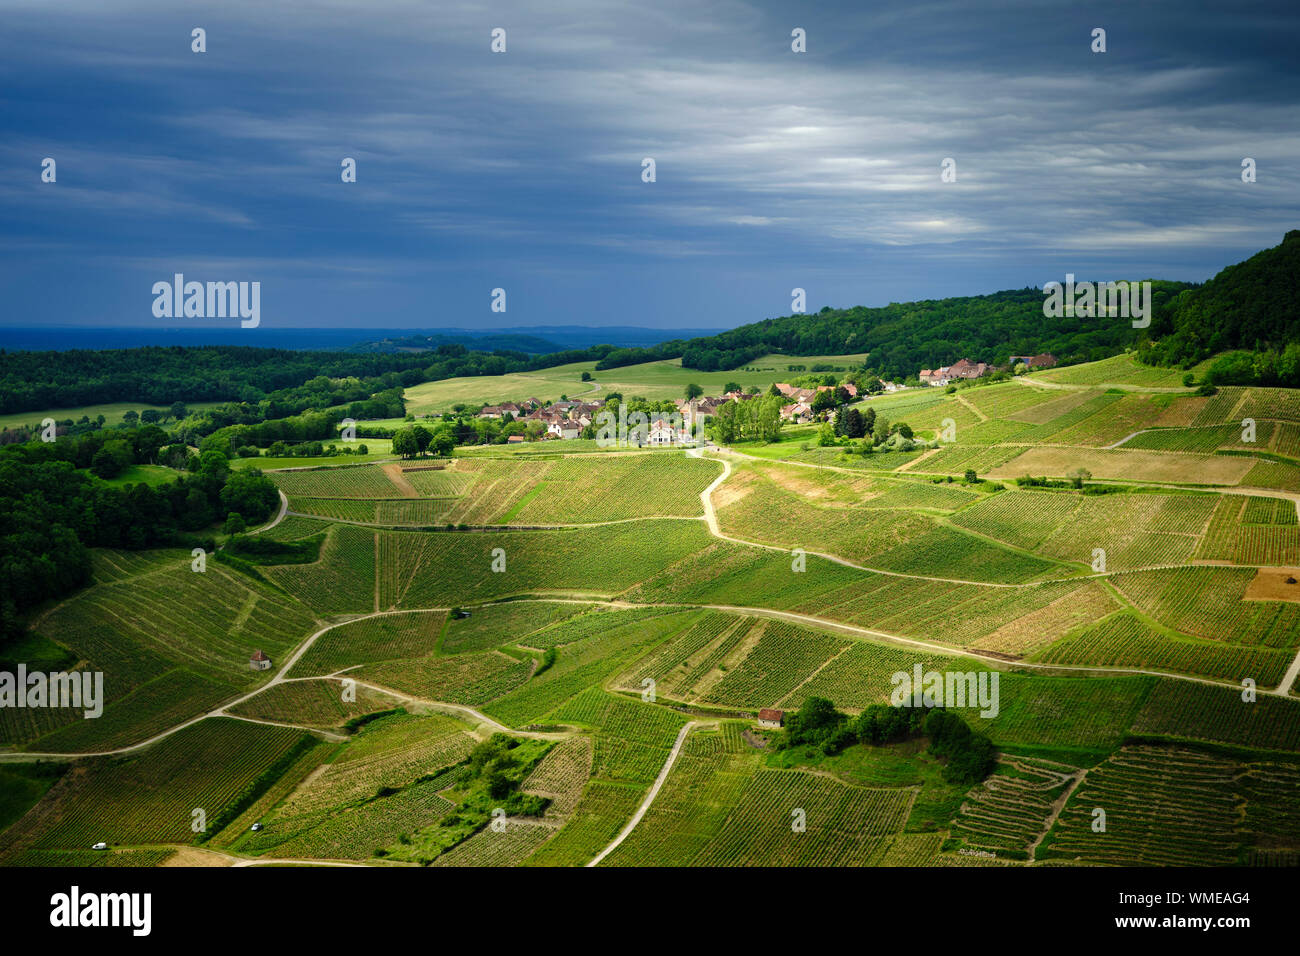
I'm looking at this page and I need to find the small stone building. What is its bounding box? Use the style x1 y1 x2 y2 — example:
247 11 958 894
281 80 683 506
249 649 272 671
757 708 784 729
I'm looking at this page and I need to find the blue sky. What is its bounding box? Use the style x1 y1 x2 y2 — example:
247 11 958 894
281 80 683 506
1 0 1297 334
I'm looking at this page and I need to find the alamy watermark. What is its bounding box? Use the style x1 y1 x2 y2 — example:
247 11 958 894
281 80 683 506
50 886 150 936
594 404 703 448
0 665 103 718
890 664 999 718
152 274 260 328
1043 274 1152 328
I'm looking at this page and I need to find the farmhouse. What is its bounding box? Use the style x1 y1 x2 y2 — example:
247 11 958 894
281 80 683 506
780 401 812 423
946 358 989 380
757 708 784 729
920 367 949 386
647 417 697 446
1009 353 1058 369
548 421 581 440
249 649 271 671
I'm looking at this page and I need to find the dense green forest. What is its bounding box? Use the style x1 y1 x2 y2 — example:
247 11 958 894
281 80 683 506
591 284 1195 380
595 233 1299 382
1139 230 1300 386
0 429 279 640
0 342 621 415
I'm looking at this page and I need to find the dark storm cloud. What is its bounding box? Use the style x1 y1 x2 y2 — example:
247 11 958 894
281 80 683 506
0 0 1296 330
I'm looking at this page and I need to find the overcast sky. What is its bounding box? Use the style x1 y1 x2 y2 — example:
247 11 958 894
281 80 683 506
1 0 1297 334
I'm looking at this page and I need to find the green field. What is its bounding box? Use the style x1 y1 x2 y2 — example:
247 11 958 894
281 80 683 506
6 352 1300 869
399 352 870 416
95 463 185 488
0 400 224 432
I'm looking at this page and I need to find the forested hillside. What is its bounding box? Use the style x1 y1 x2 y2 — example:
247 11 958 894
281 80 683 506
591 283 1194 379
0 342 617 415
1140 231 1300 385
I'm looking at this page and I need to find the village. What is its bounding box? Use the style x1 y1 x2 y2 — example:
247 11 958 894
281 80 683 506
467 353 1057 445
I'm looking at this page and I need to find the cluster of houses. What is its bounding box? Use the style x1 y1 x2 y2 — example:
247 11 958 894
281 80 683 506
672 382 864 430
471 354 1060 444
477 396 605 441
919 354 1056 387
919 358 989 387
771 381 860 424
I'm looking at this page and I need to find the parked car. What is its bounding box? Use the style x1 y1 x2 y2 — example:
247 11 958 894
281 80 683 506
250 823 263 832
91 842 108 851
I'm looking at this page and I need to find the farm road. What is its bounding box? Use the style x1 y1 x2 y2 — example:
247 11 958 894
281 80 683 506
587 720 702 866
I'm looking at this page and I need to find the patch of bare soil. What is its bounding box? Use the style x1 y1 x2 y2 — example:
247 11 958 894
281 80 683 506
1244 567 1300 603
380 463 420 498
711 472 754 509
763 461 874 501
161 847 234 867
741 728 769 749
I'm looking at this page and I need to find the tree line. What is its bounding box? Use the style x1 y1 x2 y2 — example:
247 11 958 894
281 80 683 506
0 429 279 641
0 341 630 417
1138 231 1300 385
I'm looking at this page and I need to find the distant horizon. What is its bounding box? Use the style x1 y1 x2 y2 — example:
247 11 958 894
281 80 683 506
0 323 729 354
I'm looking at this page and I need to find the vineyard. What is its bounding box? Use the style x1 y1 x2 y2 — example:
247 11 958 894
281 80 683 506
1033 611 1289 685
1109 566 1300 651
289 611 446 677
428 819 557 867
604 750 914 867
968 674 1152 749
238 712 478 861
521 780 646 866
1196 495 1300 565
264 524 377 614
371 520 713 610
8 350 1300 869
480 609 701 728
440 600 594 654
701 622 849 709
227 678 400 728
260 515 334 542
948 756 1079 858
362 650 533 706
0 719 310 855
1040 745 1300 866
269 465 408 499
6 561 317 750
522 735 594 820
551 688 687 783
1030 353 1202 389
1130 681 1300 751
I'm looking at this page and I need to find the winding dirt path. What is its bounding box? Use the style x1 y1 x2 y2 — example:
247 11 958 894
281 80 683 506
587 720 700 866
